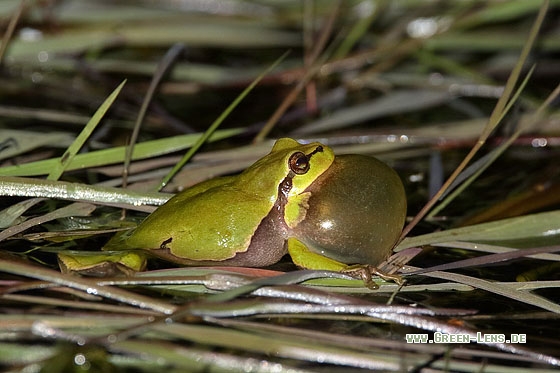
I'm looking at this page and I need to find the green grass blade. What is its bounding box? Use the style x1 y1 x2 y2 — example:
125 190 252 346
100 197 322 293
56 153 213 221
428 66 536 217
157 51 289 190
396 210 560 251
0 128 242 177
0 129 74 161
47 80 126 181
397 0 550 243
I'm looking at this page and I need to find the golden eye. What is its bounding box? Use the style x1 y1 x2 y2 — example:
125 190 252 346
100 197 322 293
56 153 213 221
289 151 310 175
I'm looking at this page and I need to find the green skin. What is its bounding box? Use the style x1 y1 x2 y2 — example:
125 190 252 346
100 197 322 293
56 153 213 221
59 138 407 277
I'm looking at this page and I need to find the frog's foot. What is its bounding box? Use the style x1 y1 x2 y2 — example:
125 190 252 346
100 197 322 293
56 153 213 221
342 264 405 290
58 251 146 277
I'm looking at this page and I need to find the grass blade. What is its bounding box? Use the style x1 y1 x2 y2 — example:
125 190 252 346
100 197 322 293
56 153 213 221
0 129 241 177
157 51 289 190
396 210 560 250
47 81 126 181
397 0 550 243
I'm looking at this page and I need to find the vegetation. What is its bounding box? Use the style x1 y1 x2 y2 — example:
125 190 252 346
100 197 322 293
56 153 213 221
0 0 559 371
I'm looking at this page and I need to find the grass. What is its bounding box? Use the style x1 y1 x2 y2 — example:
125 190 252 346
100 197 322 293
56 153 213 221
0 0 559 371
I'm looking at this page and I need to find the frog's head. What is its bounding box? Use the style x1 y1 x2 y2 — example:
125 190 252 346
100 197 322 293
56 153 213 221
271 138 335 193
243 138 335 198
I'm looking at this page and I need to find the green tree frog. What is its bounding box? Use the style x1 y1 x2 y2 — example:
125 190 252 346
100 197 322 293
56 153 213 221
59 138 406 285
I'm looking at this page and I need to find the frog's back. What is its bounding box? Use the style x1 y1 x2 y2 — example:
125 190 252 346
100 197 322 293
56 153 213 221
122 178 277 262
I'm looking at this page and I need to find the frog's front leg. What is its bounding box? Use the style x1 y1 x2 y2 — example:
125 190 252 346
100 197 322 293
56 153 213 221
286 237 403 289
287 237 348 272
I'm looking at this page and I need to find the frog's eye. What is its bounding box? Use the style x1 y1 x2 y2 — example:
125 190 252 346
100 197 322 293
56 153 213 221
289 151 310 175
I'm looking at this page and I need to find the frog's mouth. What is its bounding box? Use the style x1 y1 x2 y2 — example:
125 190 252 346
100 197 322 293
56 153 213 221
301 145 325 170
308 145 323 157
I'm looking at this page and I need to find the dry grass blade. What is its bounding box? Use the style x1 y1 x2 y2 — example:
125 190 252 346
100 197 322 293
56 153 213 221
112 339 315 372
0 0 23 64
409 246 560 276
157 51 289 190
429 79 560 218
0 176 170 210
253 1 341 143
123 44 184 189
0 202 95 241
397 0 550 243
1 1 559 371
405 268 560 314
0 258 176 314
0 197 44 228
294 89 453 135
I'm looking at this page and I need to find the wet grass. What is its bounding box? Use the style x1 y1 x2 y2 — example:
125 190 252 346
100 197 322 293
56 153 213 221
0 0 559 371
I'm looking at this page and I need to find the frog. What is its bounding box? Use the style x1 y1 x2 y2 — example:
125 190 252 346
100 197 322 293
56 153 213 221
58 138 407 286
